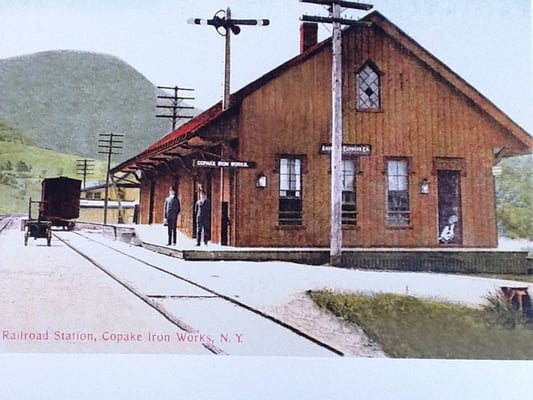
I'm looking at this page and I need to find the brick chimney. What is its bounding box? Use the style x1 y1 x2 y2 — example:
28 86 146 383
300 22 318 53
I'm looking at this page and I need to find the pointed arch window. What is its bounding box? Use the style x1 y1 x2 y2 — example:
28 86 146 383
356 61 382 111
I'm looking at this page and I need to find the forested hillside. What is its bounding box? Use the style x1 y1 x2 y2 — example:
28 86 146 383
0 50 197 160
0 121 107 213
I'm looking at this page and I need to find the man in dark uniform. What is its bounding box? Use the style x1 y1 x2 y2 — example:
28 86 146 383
194 191 211 246
163 186 180 245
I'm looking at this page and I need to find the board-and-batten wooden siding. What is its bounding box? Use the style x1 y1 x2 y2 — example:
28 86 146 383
232 23 508 248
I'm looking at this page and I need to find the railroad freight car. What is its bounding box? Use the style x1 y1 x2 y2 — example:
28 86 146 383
23 177 81 246
40 177 81 229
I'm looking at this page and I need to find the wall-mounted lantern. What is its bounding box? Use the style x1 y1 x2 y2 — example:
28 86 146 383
256 173 267 188
419 178 429 195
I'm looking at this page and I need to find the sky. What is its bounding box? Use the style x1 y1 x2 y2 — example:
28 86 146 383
0 0 531 133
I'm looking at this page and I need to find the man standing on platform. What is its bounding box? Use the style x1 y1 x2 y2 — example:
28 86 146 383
163 186 180 245
194 190 211 246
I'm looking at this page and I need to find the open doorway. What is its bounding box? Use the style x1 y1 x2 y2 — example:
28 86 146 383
437 170 462 245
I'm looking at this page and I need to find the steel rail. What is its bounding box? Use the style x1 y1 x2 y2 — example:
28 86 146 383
0 216 15 234
53 232 227 355
56 230 345 356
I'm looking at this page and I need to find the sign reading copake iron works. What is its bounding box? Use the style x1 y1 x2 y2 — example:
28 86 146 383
319 143 372 157
193 160 257 169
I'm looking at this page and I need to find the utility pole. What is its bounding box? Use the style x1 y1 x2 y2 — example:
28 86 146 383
188 8 270 110
301 0 372 266
188 7 270 245
156 86 195 131
76 159 95 189
98 133 124 225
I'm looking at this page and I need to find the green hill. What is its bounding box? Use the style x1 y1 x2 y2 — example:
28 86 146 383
0 50 199 214
0 122 107 213
0 50 196 161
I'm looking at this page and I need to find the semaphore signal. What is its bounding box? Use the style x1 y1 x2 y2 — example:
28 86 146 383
187 8 269 110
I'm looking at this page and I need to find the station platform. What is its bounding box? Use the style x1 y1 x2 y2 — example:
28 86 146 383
86 222 533 275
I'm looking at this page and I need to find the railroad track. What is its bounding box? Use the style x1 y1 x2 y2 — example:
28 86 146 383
0 215 16 234
53 230 344 357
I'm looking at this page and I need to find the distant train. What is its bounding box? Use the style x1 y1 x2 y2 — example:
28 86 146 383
23 177 81 246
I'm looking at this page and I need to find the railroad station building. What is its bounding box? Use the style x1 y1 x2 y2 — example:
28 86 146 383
111 11 532 248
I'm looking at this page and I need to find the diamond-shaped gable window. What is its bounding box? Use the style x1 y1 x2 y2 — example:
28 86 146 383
357 63 381 110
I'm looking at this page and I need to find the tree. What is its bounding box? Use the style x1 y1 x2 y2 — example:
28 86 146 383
495 156 533 239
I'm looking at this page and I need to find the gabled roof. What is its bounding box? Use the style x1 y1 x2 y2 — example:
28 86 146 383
112 10 531 174
364 11 531 157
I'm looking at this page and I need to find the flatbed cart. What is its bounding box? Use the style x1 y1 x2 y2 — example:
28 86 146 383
23 198 52 246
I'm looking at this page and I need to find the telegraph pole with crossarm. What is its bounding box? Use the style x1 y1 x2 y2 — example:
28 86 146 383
76 159 95 190
156 86 195 131
188 8 269 110
301 0 372 266
98 133 124 225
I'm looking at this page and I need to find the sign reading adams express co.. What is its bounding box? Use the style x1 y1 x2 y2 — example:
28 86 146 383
319 143 372 156
193 160 257 169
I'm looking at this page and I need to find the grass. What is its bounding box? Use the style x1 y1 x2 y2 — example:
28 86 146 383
309 290 533 359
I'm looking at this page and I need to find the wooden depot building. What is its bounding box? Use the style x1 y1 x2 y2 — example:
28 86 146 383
111 11 532 249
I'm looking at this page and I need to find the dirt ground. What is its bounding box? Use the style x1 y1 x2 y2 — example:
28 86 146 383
1 223 384 357
266 292 386 357
0 225 209 354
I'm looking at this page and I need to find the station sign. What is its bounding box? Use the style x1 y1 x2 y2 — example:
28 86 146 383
319 143 372 156
193 159 256 169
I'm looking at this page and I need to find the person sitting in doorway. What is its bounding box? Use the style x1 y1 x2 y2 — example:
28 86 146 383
439 214 458 244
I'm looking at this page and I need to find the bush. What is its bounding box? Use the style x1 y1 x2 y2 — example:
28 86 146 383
481 292 533 329
0 172 17 187
15 160 32 172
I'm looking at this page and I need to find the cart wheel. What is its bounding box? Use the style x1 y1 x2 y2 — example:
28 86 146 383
24 227 29 246
47 230 52 246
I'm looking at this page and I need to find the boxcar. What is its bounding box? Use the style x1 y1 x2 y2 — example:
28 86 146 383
40 177 81 228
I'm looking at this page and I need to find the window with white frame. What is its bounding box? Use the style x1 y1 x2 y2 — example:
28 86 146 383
386 158 410 227
356 63 381 110
279 157 302 225
342 159 357 225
